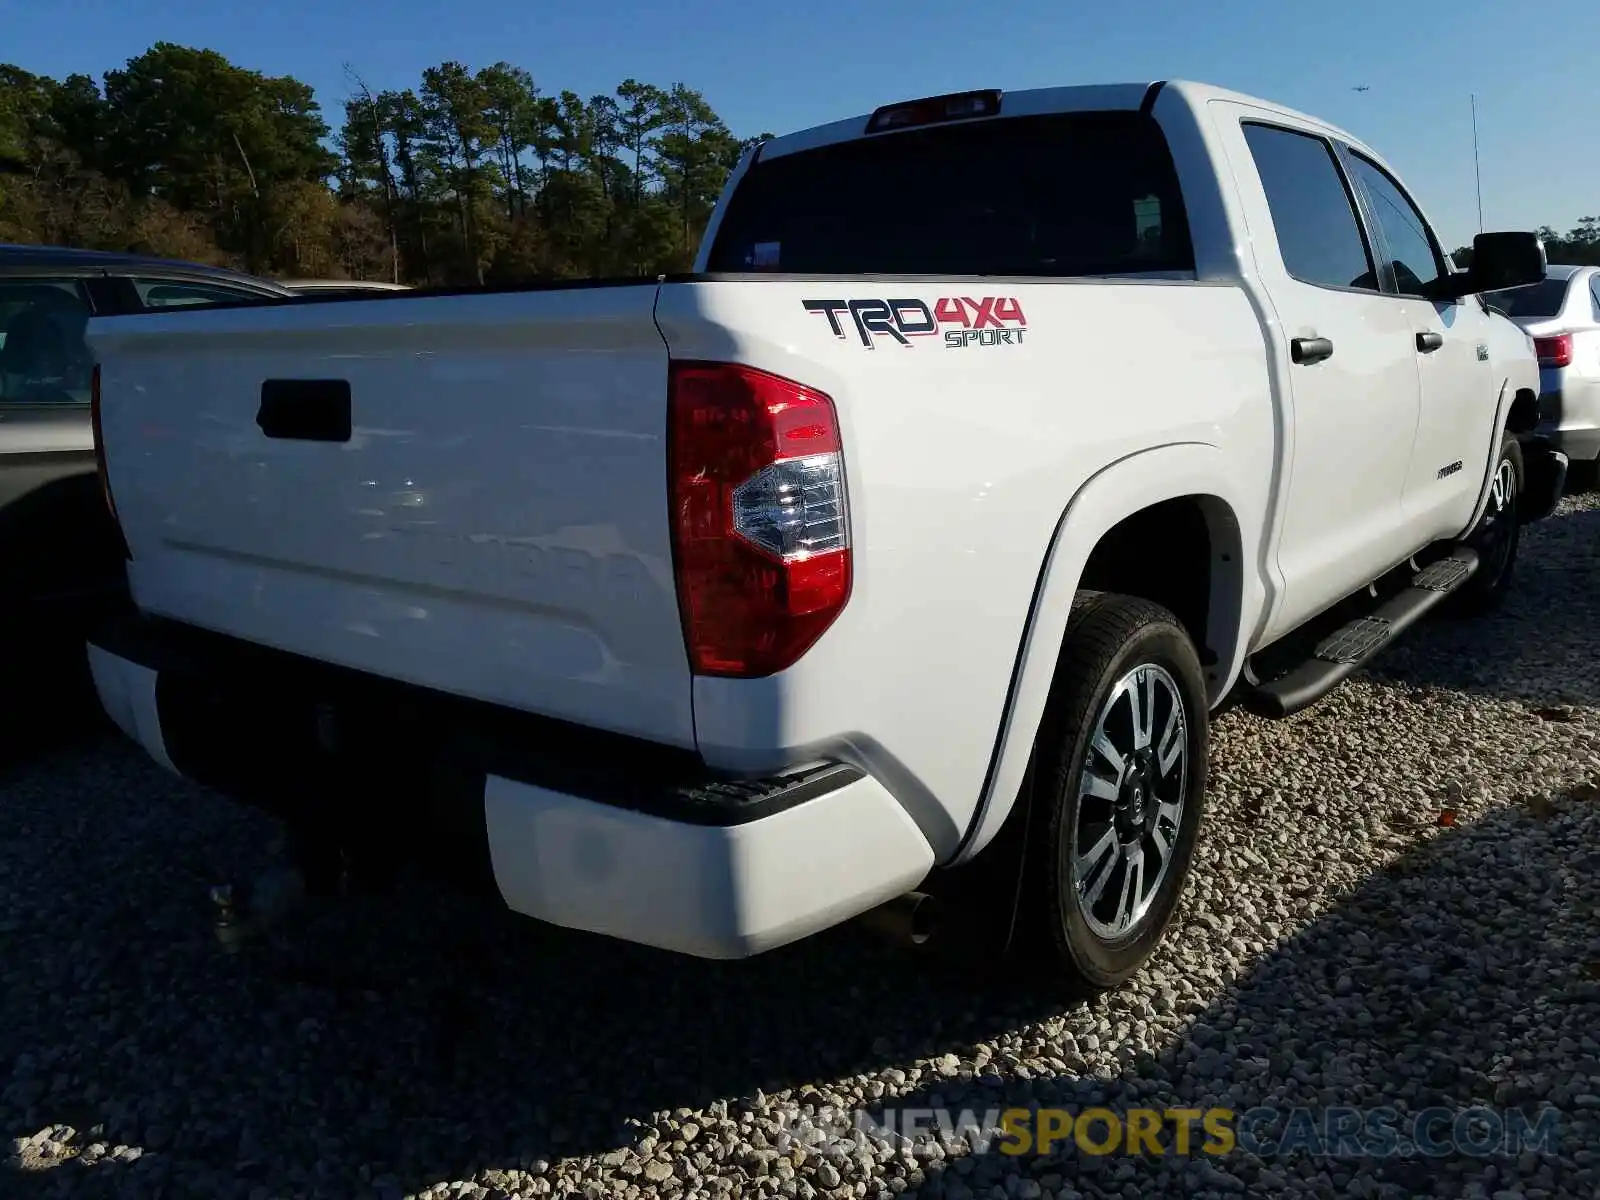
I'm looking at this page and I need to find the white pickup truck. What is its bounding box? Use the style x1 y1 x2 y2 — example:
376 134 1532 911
83 80 1564 993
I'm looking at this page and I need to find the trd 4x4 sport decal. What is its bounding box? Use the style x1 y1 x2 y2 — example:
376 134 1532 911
803 297 1028 349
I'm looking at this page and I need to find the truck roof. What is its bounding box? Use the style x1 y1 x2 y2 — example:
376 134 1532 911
757 79 1376 164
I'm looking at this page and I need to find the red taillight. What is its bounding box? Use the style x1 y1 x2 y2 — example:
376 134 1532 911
1534 334 1573 368
668 361 852 677
90 364 132 560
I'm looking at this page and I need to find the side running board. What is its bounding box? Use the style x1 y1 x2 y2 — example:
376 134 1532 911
1243 548 1478 719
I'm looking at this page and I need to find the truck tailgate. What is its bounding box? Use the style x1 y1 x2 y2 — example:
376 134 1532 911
88 284 695 747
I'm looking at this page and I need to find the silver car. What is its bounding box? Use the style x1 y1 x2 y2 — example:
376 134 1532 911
1484 263 1600 488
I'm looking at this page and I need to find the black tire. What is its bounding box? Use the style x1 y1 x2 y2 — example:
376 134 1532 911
1450 432 1523 616
1016 592 1209 994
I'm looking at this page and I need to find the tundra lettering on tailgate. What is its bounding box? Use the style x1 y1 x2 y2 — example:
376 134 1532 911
803 297 1028 350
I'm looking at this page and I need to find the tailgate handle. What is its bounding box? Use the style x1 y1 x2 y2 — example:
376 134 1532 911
257 379 352 443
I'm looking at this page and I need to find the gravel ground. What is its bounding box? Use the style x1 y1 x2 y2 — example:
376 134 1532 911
2 491 1598 1200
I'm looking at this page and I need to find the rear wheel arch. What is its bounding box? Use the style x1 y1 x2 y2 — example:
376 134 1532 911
1076 493 1246 693
1505 386 1539 436
950 445 1254 868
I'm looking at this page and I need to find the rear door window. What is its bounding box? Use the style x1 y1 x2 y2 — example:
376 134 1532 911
1241 123 1377 292
0 278 95 405
134 278 267 308
706 111 1194 277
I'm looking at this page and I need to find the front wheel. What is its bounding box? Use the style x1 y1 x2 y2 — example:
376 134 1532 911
1450 433 1523 616
1017 593 1209 994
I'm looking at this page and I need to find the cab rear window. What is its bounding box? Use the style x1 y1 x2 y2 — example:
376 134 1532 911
706 110 1194 278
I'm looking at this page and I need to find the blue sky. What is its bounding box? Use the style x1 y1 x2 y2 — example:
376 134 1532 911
6 0 1597 250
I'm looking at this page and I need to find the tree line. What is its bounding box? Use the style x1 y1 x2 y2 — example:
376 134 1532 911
2 44 1596 286
0 43 769 285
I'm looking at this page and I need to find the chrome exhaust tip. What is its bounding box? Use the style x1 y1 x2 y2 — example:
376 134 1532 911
858 891 938 947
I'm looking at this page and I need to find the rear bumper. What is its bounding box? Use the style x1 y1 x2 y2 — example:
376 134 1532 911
1536 388 1600 462
85 614 933 959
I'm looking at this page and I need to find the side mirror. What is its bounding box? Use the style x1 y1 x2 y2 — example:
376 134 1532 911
1435 231 1547 298
1469 231 1547 291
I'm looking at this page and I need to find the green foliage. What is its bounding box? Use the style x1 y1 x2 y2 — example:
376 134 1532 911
13 43 1588 285
0 43 761 284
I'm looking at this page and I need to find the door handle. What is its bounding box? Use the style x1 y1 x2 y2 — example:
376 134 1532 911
1290 337 1334 365
1416 331 1444 353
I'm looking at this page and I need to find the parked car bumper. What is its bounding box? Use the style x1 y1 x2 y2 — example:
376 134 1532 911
1536 385 1600 463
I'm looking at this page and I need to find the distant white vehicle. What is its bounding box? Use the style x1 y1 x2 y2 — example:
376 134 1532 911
279 279 413 297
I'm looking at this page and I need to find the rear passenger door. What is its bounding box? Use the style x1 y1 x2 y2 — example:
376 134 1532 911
1340 150 1495 535
1220 113 1424 643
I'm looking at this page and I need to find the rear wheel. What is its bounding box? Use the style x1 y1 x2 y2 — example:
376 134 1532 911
1016 593 1209 993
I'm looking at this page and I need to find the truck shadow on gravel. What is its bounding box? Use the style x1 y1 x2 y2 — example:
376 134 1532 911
0 641 112 773
1 740 1597 1199
0 739 1060 1198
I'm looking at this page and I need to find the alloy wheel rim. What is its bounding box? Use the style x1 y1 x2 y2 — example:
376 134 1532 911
1070 663 1188 941
1480 456 1518 582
